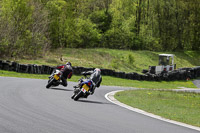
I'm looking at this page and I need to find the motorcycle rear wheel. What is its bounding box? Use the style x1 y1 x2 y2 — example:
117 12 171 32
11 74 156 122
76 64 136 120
74 91 83 101
46 78 55 88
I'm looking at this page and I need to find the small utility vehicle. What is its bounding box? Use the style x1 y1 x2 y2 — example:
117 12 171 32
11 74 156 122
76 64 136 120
149 54 176 74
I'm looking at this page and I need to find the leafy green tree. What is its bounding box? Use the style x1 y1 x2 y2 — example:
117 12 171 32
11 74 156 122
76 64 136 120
0 0 200 57
70 18 101 48
46 0 68 48
89 10 112 33
0 0 33 57
0 0 49 58
28 0 49 57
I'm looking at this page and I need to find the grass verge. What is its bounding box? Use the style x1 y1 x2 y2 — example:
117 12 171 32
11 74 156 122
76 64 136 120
115 89 200 127
0 70 197 89
3 48 200 73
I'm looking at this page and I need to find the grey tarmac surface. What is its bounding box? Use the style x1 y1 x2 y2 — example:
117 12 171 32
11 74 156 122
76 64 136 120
193 79 200 88
0 77 199 133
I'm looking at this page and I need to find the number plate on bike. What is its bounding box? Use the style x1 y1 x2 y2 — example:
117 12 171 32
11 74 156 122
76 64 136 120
82 84 89 92
53 75 59 80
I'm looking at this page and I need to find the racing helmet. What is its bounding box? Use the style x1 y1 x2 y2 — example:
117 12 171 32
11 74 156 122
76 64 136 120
66 62 72 66
94 68 101 73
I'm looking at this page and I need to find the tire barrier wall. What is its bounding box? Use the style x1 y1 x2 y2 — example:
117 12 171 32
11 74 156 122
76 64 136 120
0 60 200 81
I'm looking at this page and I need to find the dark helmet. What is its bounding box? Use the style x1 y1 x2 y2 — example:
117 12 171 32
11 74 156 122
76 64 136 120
66 62 72 66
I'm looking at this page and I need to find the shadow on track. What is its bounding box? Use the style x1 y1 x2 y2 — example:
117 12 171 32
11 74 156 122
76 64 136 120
50 87 73 91
77 99 112 105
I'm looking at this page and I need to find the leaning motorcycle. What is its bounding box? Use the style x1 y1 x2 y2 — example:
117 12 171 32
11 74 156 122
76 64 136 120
46 69 61 88
71 76 93 101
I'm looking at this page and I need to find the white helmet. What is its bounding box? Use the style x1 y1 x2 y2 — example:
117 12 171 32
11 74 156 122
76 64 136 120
66 62 72 66
94 68 101 73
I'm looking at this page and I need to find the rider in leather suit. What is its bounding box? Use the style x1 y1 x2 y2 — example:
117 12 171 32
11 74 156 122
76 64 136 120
52 62 73 87
76 68 102 94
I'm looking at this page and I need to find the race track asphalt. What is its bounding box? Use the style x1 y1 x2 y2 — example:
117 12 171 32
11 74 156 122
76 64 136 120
0 77 199 133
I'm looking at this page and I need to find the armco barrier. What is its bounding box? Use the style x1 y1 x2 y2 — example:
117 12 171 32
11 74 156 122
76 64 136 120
0 60 200 81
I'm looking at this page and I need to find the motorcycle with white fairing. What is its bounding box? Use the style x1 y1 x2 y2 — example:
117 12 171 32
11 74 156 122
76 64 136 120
46 69 61 88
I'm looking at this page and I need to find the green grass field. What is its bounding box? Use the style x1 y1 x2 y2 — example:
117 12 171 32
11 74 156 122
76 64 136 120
115 90 200 127
3 48 200 73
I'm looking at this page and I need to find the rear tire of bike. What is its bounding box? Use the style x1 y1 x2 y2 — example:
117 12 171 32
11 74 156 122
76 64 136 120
71 94 75 99
74 91 83 101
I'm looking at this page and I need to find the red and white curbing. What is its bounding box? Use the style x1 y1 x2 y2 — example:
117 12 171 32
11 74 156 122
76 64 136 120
105 90 200 132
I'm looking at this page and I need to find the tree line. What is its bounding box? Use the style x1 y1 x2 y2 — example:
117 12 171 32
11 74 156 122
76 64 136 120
0 0 199 58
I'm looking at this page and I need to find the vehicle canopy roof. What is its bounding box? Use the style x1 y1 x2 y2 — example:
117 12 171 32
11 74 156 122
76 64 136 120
159 54 174 57
158 54 174 65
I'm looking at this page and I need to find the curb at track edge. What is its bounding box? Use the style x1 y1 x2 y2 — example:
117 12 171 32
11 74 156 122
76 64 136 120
105 90 200 132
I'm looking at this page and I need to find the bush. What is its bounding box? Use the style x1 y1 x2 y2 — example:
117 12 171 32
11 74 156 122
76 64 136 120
70 18 101 48
128 54 135 64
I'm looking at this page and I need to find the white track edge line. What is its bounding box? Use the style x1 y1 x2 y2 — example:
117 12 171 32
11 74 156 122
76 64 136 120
105 90 200 132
